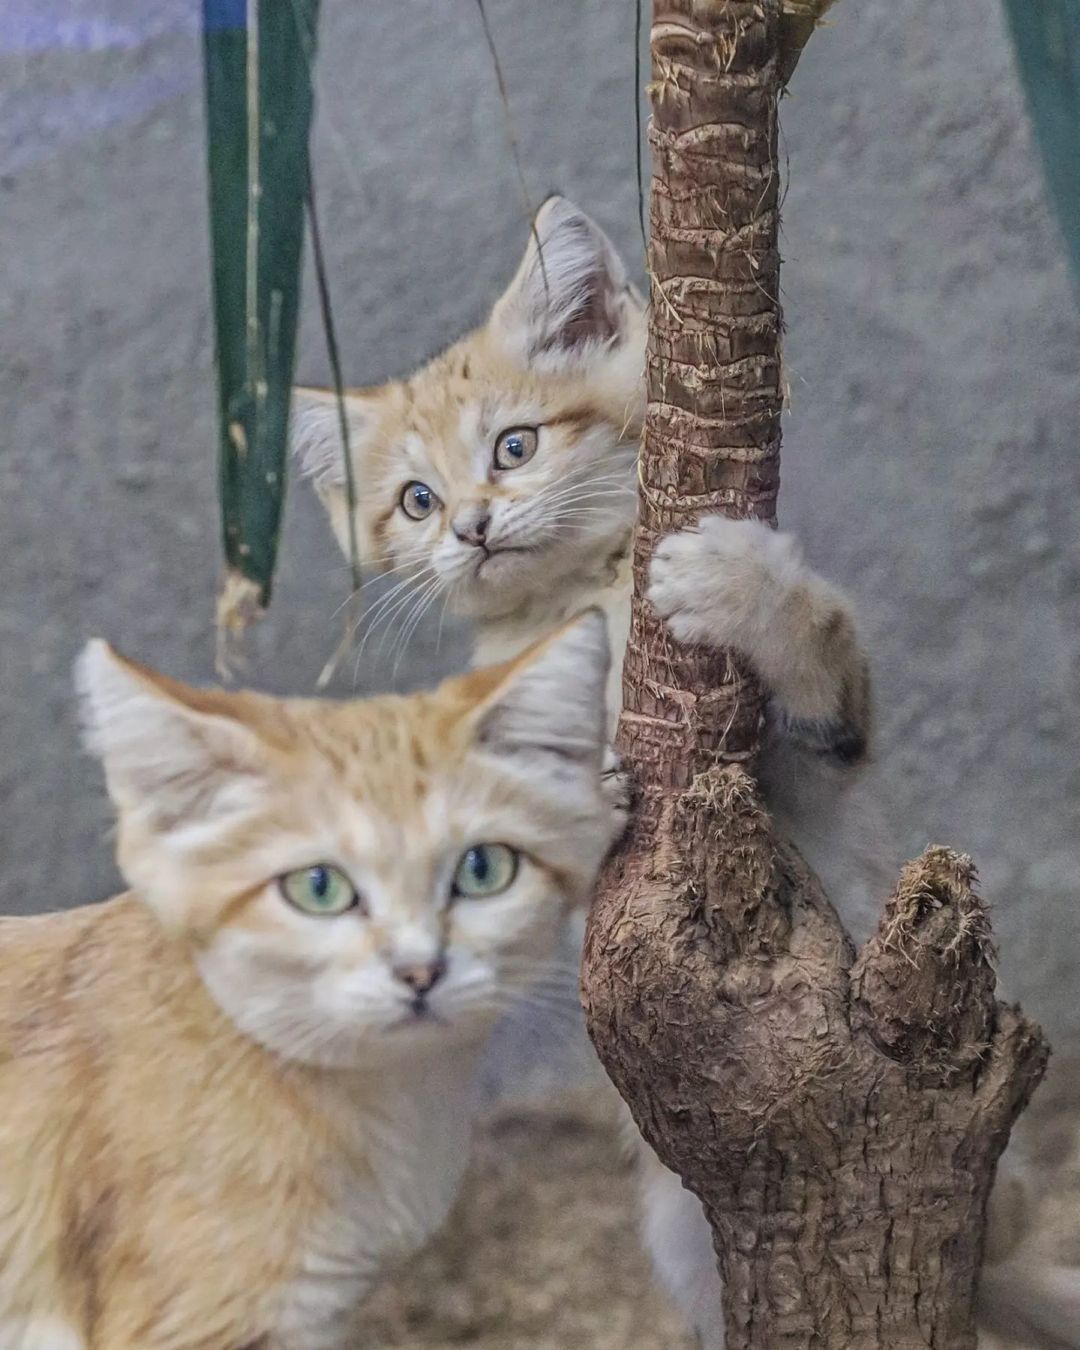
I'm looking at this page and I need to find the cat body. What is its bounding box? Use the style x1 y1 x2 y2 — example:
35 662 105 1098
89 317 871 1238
0 615 617 1348
294 197 1074 1348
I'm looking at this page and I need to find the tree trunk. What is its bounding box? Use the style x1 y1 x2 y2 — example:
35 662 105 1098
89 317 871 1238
580 3 1048 1346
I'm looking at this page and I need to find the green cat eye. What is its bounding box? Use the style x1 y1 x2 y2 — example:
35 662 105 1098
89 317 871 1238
493 426 538 471
279 864 359 916
452 844 519 899
401 480 439 520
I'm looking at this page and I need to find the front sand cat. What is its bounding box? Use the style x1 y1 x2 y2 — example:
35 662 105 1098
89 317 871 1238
0 613 617 1350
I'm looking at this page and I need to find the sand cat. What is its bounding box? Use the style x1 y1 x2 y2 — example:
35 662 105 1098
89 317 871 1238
293 197 1076 1347
0 613 618 1350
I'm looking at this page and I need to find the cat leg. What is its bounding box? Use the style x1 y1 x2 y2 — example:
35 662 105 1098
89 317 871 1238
648 517 871 767
638 1148 725 1350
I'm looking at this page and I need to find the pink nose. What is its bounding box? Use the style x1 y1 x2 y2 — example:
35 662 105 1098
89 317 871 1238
393 959 446 996
452 508 490 547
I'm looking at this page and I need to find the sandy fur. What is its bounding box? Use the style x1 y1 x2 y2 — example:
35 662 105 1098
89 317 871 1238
0 616 618 1347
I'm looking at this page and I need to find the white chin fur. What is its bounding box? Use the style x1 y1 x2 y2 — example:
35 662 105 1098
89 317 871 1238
472 549 543 597
441 551 553 620
440 527 620 621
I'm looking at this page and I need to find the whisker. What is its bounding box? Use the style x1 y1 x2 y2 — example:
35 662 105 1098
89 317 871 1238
496 484 635 527
390 574 446 674
324 554 430 628
357 567 432 628
536 503 635 521
525 476 636 511
353 574 435 675
518 471 634 509
357 555 437 588
367 581 435 660
384 571 444 663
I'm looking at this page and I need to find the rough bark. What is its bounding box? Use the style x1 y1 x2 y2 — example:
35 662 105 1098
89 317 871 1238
580 3 1048 1346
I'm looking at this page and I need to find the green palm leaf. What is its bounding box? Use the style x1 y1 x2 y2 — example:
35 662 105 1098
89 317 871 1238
202 0 319 640
1003 0 1080 285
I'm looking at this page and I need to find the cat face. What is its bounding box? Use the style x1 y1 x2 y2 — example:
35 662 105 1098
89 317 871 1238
76 613 614 1069
293 198 645 621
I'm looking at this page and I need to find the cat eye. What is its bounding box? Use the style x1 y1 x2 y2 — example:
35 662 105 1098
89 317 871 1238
452 844 519 899
493 426 538 471
400 480 439 520
279 864 360 917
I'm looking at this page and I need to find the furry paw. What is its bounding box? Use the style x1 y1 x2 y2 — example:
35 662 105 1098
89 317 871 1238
648 516 799 651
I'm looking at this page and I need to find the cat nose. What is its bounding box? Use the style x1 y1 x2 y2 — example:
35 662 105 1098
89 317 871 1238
393 958 446 997
452 506 490 547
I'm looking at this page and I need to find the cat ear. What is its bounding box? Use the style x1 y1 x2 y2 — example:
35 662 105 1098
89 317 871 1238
489 197 637 367
469 610 610 767
291 386 372 495
290 386 376 559
76 641 267 824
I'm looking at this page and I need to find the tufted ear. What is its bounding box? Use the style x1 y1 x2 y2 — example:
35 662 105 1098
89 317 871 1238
76 641 267 825
466 610 610 768
290 386 377 560
290 387 374 494
488 197 639 368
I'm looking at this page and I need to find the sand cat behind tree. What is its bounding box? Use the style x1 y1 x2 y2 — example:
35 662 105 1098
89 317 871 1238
0 614 618 1350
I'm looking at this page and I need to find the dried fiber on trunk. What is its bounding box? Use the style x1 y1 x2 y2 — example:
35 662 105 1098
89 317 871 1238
581 3 1048 1345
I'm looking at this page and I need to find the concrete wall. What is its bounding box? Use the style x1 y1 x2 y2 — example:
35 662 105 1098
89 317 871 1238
2 0 1078 1047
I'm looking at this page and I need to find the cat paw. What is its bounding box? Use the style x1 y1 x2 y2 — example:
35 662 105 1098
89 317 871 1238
647 516 798 650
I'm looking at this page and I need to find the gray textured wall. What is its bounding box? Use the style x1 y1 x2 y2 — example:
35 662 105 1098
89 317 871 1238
1 0 1078 1049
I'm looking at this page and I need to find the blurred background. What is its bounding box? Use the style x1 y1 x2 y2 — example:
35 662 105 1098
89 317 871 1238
1 1 1078 1338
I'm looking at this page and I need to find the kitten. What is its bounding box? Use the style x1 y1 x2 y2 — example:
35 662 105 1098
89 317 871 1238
0 612 618 1350
292 198 879 907
293 198 1070 1348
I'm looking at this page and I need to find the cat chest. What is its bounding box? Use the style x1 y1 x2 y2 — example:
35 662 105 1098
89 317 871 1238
275 1080 476 1348
473 572 631 740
